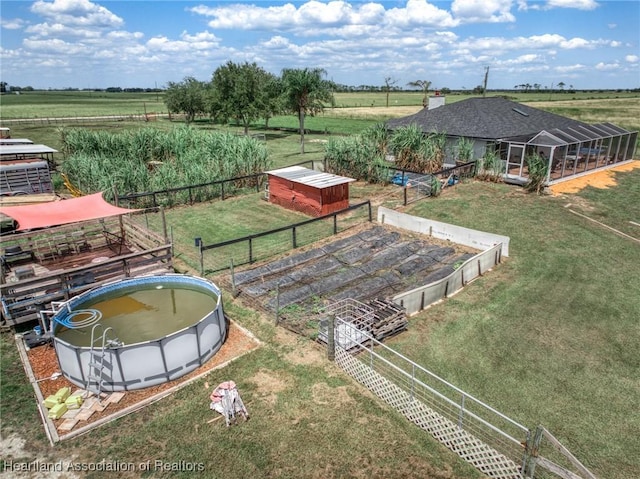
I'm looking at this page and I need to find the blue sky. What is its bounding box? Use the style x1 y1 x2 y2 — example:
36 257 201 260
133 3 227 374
1 0 639 90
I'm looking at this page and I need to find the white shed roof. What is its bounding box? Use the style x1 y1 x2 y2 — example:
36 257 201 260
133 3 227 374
0 139 34 145
0 144 58 156
266 166 355 188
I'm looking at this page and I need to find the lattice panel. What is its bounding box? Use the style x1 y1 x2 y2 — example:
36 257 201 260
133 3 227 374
336 348 523 479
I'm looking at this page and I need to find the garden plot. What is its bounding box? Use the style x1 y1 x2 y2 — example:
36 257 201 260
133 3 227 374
234 226 477 331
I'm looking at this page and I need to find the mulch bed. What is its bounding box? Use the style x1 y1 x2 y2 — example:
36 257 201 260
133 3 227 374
24 322 260 434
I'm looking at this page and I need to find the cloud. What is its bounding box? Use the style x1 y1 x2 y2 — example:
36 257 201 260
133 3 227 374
625 55 639 63
457 33 607 53
1 18 27 30
145 30 221 54
546 0 599 10
594 61 619 71
191 0 457 33
554 63 586 73
517 0 599 10
386 0 458 28
30 0 124 28
23 37 88 55
451 0 515 23
25 22 102 38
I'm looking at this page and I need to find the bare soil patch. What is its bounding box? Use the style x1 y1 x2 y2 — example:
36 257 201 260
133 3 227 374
549 161 640 195
24 322 260 438
248 369 289 406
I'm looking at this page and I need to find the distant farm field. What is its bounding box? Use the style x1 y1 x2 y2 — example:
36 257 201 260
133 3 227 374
1 89 639 479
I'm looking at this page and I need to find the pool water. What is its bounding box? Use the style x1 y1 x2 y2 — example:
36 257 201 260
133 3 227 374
56 286 218 347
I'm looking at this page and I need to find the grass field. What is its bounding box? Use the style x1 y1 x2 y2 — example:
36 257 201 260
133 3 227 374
1 93 639 478
2 89 639 119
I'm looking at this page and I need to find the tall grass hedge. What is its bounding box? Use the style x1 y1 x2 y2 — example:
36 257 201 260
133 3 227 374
324 122 448 183
60 127 271 202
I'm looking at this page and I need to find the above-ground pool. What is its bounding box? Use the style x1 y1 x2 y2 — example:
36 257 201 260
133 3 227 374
52 274 227 392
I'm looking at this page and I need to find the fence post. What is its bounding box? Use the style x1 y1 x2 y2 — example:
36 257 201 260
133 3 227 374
274 283 280 325
333 214 338 234
522 425 543 478
458 393 466 429
199 242 204 277
292 226 297 248
170 226 174 257
249 238 253 263
160 206 168 244
221 181 225 201
327 314 335 361
230 258 237 297
367 201 372 222
403 186 407 206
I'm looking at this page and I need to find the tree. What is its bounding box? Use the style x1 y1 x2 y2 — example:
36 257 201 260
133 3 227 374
260 75 284 129
281 68 335 154
164 77 208 124
558 81 566 92
209 61 276 135
383 77 397 108
0 82 7 94
407 80 432 107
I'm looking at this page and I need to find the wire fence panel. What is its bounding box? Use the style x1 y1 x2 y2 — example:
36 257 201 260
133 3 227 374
199 201 372 274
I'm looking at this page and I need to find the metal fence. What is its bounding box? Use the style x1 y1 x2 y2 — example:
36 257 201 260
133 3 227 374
116 160 322 209
198 200 372 274
388 161 477 205
329 318 598 479
331 317 528 478
0 113 173 126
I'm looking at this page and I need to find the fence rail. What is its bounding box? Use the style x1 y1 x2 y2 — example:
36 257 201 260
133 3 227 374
198 200 372 274
380 161 477 205
329 319 598 479
116 159 322 209
0 113 174 126
331 318 528 478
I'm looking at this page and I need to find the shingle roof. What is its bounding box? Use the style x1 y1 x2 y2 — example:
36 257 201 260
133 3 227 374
385 97 591 140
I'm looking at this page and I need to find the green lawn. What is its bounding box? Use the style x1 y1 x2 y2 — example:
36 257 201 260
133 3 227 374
1 94 639 478
383 170 640 479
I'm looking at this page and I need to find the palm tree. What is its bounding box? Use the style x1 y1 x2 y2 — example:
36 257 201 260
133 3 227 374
281 68 335 154
407 80 432 107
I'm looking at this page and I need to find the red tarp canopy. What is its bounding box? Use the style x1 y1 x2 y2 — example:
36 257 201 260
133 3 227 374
0 192 139 231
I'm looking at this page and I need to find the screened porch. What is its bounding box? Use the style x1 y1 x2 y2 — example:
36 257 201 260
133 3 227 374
498 122 638 185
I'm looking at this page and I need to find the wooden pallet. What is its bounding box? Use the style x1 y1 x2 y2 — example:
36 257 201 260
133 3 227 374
367 298 407 341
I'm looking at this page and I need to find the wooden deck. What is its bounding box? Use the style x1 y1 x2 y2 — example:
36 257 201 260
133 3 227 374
1 214 173 327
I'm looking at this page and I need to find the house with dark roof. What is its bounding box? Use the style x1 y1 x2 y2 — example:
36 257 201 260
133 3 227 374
386 97 637 185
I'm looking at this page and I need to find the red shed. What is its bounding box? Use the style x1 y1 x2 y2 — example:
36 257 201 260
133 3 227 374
266 166 355 217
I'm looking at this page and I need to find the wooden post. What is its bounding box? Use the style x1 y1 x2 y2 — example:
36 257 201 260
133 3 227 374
199 242 204 277
170 226 174 258
274 284 280 325
160 206 168 244
230 258 237 297
113 184 119 206
327 314 335 362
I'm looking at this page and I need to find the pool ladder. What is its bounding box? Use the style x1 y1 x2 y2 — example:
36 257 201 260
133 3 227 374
85 324 122 397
